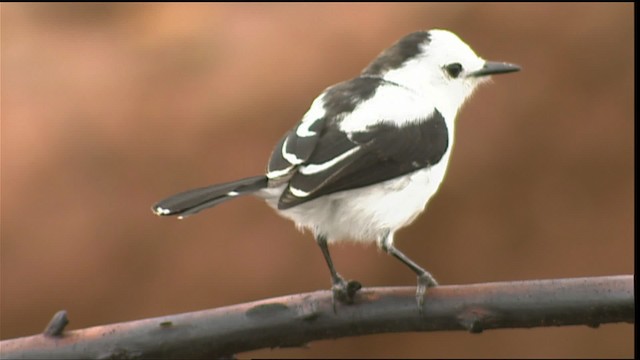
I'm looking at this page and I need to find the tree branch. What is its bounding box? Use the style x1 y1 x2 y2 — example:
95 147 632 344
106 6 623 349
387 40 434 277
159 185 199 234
1 275 633 359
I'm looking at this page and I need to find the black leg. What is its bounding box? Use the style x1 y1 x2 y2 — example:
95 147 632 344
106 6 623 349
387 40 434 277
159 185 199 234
379 231 438 311
316 235 361 306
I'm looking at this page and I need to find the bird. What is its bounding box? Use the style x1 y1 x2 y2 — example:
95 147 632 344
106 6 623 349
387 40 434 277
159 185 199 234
152 29 520 309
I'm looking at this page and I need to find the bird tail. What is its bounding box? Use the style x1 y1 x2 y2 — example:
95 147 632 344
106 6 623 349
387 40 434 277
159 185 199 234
152 175 268 218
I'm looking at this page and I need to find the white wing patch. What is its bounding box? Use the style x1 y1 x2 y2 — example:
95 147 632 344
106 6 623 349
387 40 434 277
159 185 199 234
295 97 326 137
266 166 294 180
296 117 322 137
338 85 433 132
299 146 361 175
289 186 311 198
281 137 304 165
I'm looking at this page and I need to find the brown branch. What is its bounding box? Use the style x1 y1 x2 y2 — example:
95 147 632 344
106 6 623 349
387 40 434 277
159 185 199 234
0 275 633 359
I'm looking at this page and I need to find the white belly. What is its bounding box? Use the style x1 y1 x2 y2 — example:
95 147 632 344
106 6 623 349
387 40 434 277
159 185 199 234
263 151 452 244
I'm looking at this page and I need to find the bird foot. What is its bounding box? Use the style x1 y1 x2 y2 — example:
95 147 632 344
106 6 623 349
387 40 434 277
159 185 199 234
416 273 438 313
331 276 362 309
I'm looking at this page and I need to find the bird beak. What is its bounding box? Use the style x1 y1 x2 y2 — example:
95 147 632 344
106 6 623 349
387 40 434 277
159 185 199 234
469 61 520 77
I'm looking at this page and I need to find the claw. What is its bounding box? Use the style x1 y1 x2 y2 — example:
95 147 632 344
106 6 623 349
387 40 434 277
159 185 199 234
330 276 362 311
316 234 362 310
416 273 438 314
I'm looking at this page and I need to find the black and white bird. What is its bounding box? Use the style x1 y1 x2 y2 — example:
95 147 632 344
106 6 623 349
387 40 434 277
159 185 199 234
153 29 519 307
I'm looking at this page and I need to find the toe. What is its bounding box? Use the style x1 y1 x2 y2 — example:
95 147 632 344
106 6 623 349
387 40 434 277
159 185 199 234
331 279 362 305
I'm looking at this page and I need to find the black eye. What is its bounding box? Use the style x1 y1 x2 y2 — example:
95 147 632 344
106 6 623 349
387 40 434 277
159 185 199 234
444 63 463 78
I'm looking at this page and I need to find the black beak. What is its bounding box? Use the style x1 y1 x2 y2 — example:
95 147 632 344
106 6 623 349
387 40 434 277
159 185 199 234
469 61 520 77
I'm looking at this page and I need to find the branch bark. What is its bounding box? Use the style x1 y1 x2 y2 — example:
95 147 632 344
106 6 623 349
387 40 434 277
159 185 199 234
0 275 633 359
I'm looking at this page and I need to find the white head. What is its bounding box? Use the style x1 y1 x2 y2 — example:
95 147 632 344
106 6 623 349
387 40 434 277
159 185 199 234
362 29 519 118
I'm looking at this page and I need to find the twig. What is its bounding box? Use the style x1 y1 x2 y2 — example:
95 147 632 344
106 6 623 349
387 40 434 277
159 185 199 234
42 310 69 338
0 275 633 359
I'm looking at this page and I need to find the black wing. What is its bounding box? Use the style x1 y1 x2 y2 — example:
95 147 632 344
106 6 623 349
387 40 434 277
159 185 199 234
266 77 382 181
266 76 449 210
278 110 449 209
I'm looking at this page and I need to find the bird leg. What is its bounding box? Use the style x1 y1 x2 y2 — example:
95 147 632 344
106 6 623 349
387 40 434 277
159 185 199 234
379 231 438 311
316 235 361 307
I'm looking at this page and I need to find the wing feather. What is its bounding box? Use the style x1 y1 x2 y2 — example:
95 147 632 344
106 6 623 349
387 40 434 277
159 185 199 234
278 110 448 209
266 76 449 210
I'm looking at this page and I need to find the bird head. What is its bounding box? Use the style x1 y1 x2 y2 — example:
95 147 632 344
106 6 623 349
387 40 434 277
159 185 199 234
363 29 520 118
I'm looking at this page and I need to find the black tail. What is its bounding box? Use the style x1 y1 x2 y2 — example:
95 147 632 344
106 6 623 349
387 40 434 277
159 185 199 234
152 175 268 218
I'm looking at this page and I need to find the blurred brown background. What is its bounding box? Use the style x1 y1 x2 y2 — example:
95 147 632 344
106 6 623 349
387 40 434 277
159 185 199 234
1 3 633 358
